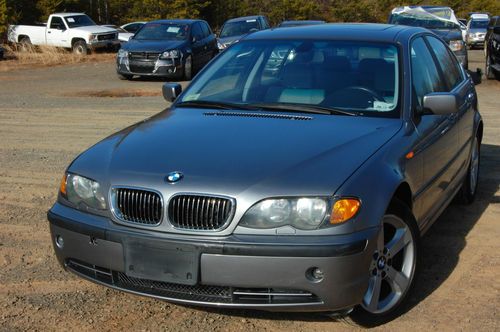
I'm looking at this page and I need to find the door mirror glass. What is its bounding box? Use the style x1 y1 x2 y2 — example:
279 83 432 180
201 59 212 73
423 93 457 115
162 83 182 102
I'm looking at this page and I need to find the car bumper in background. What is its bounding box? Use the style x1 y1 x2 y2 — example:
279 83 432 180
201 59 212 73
47 203 377 312
116 57 183 78
90 40 120 50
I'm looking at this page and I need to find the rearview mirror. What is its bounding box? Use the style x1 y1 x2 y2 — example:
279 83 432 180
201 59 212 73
467 68 482 85
162 83 182 102
423 93 457 115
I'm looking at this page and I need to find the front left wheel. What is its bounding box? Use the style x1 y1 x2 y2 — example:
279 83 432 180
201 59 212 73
350 200 419 326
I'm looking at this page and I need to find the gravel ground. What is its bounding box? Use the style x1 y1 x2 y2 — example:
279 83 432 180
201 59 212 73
0 51 499 331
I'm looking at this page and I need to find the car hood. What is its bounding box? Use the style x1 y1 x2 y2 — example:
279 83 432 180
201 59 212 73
122 39 187 52
118 32 134 42
76 25 117 34
430 28 462 41
70 108 402 198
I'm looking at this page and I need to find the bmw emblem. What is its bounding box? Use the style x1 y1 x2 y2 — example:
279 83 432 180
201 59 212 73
166 171 183 183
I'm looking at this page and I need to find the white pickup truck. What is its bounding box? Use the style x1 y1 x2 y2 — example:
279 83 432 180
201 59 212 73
8 13 119 54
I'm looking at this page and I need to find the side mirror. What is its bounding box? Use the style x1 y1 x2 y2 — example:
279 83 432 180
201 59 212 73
467 68 482 85
128 35 133 41
162 83 182 102
422 93 457 115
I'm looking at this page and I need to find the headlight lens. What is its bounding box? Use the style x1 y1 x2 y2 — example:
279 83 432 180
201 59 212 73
449 40 464 52
160 49 180 59
89 34 97 41
60 173 107 210
239 198 328 230
117 49 128 57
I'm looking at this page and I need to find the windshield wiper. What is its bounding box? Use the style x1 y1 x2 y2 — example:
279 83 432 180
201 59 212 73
175 100 260 111
252 103 357 116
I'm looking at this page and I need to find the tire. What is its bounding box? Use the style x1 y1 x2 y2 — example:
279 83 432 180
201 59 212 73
349 199 419 327
72 40 89 55
183 55 192 80
19 37 32 52
117 73 133 80
456 135 480 204
486 55 496 80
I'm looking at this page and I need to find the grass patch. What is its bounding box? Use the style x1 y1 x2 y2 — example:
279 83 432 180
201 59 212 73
0 44 115 72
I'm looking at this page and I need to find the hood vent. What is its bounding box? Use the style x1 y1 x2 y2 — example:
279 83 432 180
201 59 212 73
204 112 312 121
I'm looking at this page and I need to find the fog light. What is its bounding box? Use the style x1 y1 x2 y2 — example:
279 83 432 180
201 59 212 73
306 267 324 282
55 235 64 249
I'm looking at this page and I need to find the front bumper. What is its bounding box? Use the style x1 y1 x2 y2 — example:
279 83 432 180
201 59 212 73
116 56 183 78
48 203 377 312
89 40 120 50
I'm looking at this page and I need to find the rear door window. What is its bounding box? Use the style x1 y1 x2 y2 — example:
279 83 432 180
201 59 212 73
425 36 463 90
50 17 65 29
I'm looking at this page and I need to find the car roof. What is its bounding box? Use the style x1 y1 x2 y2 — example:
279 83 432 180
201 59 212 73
148 19 204 25
53 13 87 17
245 23 423 43
225 16 264 23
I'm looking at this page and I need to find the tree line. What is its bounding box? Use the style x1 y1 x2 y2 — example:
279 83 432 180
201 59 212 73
1 0 499 36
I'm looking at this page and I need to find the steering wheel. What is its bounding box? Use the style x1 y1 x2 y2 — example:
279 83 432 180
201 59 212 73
337 86 385 101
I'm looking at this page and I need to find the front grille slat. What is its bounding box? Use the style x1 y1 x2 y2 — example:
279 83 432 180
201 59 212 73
168 195 233 231
114 188 162 225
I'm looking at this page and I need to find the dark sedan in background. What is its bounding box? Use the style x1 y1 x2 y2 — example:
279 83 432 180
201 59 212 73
116 19 218 80
50 24 482 325
217 15 270 51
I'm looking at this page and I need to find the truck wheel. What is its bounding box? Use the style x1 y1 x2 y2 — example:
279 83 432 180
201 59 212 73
19 37 33 52
117 73 133 80
73 41 89 55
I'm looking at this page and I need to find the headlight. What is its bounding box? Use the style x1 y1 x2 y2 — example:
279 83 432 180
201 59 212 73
239 197 328 230
160 49 180 59
468 32 476 38
117 49 128 57
60 173 107 210
449 40 464 52
89 34 97 42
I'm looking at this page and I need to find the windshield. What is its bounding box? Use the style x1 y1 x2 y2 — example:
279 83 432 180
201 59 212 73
64 15 96 28
180 40 400 117
470 20 489 29
134 23 189 41
220 20 260 38
389 12 459 29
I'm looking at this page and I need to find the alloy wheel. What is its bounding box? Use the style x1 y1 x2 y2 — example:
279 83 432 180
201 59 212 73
361 214 416 314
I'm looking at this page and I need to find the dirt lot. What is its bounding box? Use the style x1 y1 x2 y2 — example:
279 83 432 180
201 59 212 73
0 50 499 331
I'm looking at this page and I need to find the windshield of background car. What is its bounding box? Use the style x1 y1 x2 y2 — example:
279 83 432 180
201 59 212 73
389 12 459 29
64 15 96 28
220 20 260 38
134 23 189 40
180 40 400 116
470 20 489 29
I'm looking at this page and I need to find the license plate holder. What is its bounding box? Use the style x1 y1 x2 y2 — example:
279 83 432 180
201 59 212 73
124 239 199 286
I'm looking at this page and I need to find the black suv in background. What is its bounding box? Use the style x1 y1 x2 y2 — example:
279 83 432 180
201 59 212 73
217 15 270 51
485 16 500 80
116 19 218 80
